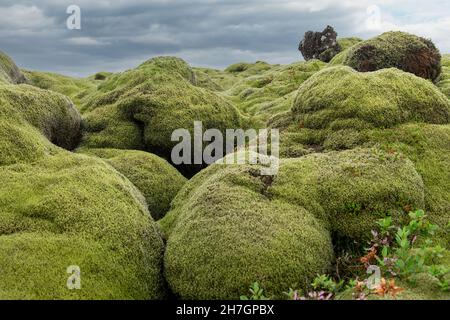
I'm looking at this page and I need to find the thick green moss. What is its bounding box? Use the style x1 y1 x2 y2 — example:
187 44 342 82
78 148 186 220
364 124 450 246
225 61 273 75
0 153 165 299
344 31 442 81
292 66 450 130
162 160 334 299
0 83 165 299
337 37 363 51
23 70 96 109
0 83 82 165
160 147 423 299
225 60 326 121
0 51 27 84
80 57 242 168
438 54 450 98
276 68 450 245
328 38 363 66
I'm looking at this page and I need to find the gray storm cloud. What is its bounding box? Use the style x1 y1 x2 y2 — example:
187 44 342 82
1 0 448 76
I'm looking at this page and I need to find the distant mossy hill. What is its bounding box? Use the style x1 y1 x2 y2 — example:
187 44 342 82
0 50 27 84
23 70 97 108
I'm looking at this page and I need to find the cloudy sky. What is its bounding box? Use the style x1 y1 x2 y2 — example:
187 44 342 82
1 0 449 77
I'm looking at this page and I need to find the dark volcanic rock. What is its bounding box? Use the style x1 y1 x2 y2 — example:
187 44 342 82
299 26 342 62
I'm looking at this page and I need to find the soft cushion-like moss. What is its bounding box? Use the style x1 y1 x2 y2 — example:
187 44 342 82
0 153 165 299
344 31 441 81
291 66 450 130
225 60 326 121
0 51 27 84
78 148 186 220
161 148 423 299
438 54 450 99
0 83 165 299
80 57 242 168
162 160 334 299
0 84 82 165
275 67 450 245
23 70 96 109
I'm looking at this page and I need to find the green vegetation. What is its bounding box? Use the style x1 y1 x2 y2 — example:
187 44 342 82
344 31 442 81
438 54 450 98
0 153 166 299
0 50 27 84
160 147 425 299
0 29 449 300
0 83 82 165
0 79 165 299
80 56 242 169
224 60 326 121
78 148 186 220
23 70 97 109
161 157 334 299
291 66 449 130
244 211 449 300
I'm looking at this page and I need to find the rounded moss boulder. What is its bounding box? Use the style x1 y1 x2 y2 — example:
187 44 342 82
291 66 450 131
270 148 425 240
161 148 423 299
162 161 334 299
344 31 442 82
80 56 242 171
0 50 27 84
0 153 166 299
0 83 82 165
78 148 187 220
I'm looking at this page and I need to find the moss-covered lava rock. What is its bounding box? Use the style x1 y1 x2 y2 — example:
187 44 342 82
161 159 334 300
0 50 27 84
0 153 166 299
0 80 166 299
78 148 187 220
344 31 442 82
160 147 423 299
80 57 242 171
291 66 450 130
0 83 82 165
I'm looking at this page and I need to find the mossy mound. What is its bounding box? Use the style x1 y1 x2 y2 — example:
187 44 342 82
161 148 423 299
0 153 165 299
225 61 273 75
0 51 27 84
291 66 450 130
0 83 166 299
162 160 334 299
80 56 242 171
0 83 82 165
23 70 96 109
344 31 442 82
275 71 450 244
337 37 363 51
78 148 186 220
438 54 450 98
225 60 326 121
364 124 450 246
